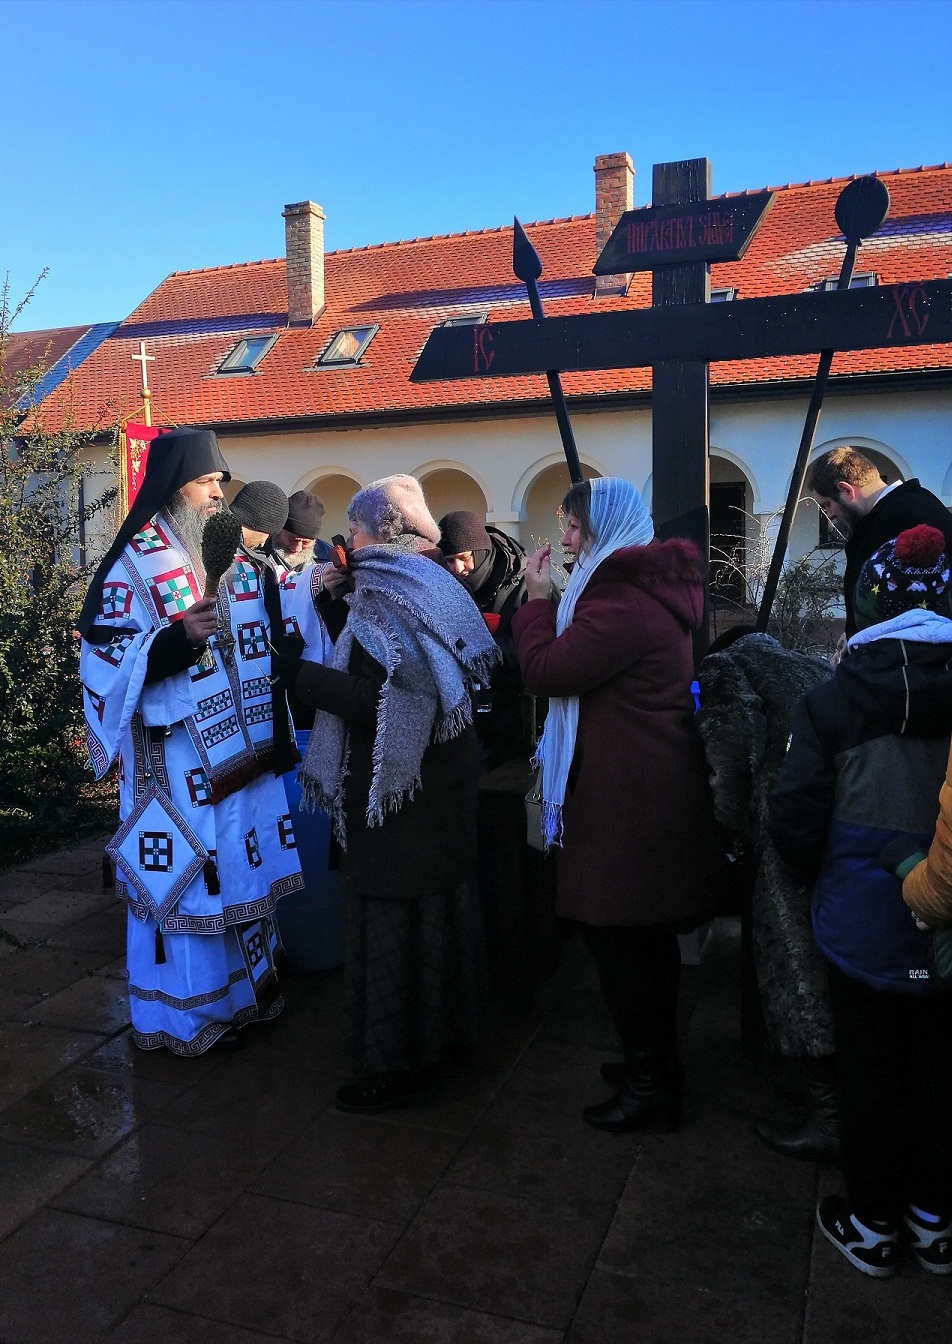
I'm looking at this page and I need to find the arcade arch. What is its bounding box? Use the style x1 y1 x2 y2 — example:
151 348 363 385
709 453 757 605
294 471 361 542
518 458 602 550
416 466 488 528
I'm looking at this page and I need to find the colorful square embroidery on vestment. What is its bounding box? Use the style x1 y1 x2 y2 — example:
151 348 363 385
229 562 260 602
84 685 106 723
278 814 296 850
93 633 134 667
131 523 172 555
196 688 234 722
184 767 212 807
148 568 200 621
139 830 173 872
100 582 134 619
200 715 240 750
237 621 269 660
245 828 262 869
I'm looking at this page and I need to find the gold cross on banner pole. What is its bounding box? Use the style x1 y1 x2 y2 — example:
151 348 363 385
131 341 155 427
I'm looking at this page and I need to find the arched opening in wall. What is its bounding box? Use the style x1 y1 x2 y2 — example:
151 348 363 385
300 475 361 544
523 462 601 553
417 468 487 528
709 456 754 606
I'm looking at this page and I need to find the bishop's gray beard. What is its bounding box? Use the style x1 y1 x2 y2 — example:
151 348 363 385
164 492 223 570
274 540 315 571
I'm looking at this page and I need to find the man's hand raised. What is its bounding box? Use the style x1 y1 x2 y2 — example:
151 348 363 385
182 598 218 647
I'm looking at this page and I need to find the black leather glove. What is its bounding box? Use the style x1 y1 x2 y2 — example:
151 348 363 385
272 633 305 694
878 836 928 881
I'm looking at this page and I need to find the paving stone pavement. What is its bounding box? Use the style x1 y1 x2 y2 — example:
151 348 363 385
0 839 949 1342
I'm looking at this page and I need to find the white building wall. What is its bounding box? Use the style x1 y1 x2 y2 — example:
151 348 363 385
84 384 952 572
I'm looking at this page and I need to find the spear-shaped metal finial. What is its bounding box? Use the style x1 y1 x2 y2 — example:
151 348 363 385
755 176 890 632
512 218 544 295
513 217 583 485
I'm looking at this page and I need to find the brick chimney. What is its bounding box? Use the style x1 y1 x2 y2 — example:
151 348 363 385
283 200 326 325
594 152 634 297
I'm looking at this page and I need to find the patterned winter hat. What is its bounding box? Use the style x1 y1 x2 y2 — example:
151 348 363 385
854 524 952 627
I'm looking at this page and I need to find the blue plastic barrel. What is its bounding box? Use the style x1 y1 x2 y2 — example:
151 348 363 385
277 730 346 971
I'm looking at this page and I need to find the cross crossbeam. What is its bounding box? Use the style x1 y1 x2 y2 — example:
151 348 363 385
411 280 952 383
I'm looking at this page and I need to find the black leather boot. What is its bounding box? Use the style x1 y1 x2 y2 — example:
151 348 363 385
754 1078 841 1163
584 1051 682 1133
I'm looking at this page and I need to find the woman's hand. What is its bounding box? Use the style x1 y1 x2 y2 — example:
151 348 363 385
316 562 350 598
524 545 552 600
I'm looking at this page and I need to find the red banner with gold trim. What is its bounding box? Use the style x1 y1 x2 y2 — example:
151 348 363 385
118 422 166 513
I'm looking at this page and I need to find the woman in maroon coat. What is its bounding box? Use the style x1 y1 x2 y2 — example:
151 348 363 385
513 477 711 1132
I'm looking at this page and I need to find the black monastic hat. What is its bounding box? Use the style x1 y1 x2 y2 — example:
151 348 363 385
77 427 231 637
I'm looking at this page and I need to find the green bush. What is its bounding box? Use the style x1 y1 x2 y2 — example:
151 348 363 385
0 276 118 867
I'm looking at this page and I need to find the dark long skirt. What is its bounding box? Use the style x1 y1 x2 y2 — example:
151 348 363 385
343 879 486 1074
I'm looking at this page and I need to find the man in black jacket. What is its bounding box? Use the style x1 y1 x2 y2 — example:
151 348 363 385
808 447 952 637
438 511 559 1010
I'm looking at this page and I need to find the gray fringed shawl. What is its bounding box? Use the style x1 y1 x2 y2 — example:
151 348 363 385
300 544 500 845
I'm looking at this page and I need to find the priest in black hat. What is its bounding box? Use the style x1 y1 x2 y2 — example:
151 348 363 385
79 427 302 1055
267 488 333 578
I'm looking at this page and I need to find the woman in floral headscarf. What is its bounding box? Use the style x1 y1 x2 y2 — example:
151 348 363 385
514 477 712 1132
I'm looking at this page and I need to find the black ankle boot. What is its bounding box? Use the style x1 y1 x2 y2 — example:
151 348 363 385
754 1078 841 1163
601 1055 686 1090
584 1051 682 1133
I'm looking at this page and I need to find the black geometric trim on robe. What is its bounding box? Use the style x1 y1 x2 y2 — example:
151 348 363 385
128 966 247 1010
118 871 304 931
130 995 284 1056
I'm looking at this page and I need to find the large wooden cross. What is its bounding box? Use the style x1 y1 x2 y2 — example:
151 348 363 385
412 156 952 649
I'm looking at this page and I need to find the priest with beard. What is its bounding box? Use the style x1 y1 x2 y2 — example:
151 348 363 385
77 428 303 1054
267 489 333 578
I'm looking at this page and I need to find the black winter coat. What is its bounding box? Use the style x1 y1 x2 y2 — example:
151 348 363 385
843 480 952 635
295 639 479 901
769 631 952 992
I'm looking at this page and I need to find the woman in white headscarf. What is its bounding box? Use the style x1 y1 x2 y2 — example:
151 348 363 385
513 477 713 1132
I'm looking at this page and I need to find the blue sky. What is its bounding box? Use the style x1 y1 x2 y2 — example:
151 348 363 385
4 0 951 331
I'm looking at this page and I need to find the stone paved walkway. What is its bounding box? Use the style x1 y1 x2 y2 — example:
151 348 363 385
0 839 949 1342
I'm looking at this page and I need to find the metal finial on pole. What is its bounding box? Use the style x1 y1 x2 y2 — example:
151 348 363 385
512 218 584 485
755 177 890 632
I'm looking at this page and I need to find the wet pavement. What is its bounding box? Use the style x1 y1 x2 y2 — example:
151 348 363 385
0 839 949 1342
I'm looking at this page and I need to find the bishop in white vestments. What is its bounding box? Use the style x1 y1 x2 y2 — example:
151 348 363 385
78 427 303 1054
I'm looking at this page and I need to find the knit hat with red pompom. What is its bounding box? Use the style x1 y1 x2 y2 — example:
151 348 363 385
854 524 952 627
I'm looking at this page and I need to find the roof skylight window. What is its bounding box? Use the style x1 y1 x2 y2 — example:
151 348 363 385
218 334 277 375
316 326 378 366
710 288 736 303
441 313 488 327
819 273 877 291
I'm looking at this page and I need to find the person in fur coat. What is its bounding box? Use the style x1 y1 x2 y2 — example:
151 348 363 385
513 477 713 1132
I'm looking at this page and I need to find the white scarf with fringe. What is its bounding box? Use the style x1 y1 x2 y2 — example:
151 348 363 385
300 544 500 845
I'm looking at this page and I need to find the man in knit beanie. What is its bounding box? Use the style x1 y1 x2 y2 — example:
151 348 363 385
269 490 333 576
230 481 289 551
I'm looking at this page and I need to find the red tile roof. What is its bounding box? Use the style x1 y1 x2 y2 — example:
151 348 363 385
35 165 952 434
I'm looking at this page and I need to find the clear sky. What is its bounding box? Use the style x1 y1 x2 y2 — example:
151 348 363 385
4 0 951 331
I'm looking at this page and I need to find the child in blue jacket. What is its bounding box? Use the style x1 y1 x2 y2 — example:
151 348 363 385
770 525 952 1278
